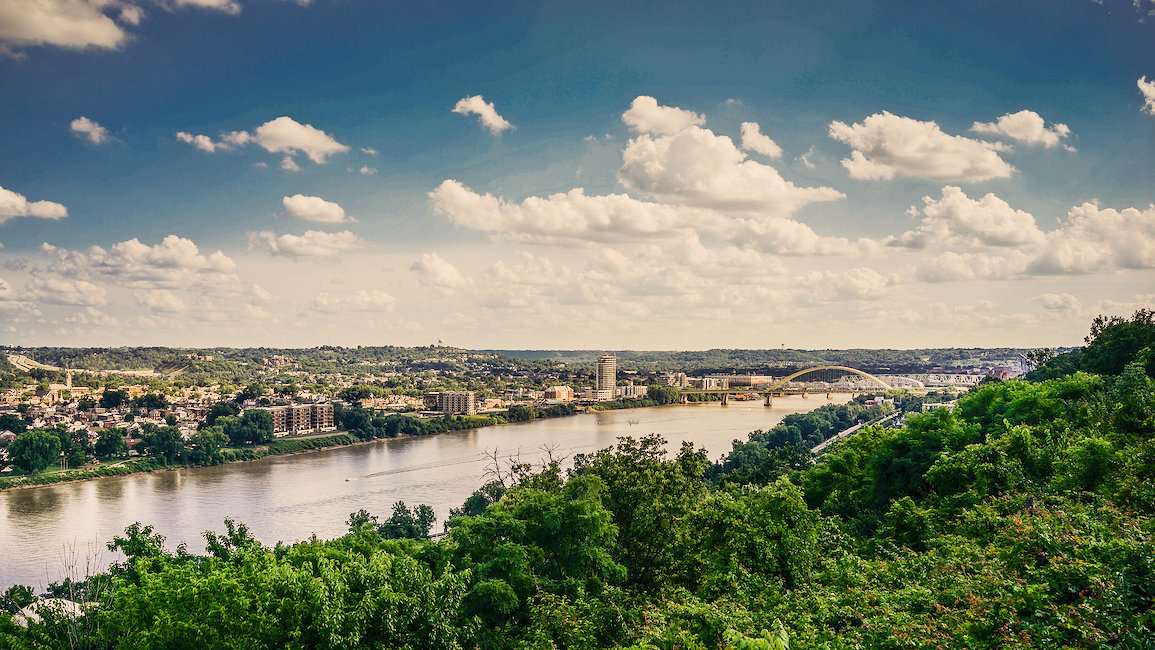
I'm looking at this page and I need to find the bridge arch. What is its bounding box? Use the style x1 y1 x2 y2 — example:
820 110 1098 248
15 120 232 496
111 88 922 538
766 365 891 392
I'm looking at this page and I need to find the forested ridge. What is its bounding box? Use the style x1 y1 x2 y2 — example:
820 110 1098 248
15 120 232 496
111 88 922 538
3 313 1154 649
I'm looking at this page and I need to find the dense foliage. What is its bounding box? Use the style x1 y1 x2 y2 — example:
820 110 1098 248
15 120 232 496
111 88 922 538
3 314 1153 648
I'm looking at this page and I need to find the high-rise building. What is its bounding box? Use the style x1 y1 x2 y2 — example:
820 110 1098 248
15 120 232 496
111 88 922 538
596 354 617 401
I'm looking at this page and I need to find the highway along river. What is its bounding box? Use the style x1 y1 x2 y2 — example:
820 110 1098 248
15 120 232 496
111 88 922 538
1 396 849 590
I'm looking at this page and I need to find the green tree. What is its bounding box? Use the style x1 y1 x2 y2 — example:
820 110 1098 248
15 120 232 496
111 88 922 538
7 430 62 474
142 426 185 463
378 502 436 539
0 413 27 434
99 389 127 409
94 428 128 458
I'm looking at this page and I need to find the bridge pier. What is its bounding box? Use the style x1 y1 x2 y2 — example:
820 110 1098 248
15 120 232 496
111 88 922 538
826 392 832 399
764 393 772 407
720 393 728 405
802 391 808 399
680 394 688 404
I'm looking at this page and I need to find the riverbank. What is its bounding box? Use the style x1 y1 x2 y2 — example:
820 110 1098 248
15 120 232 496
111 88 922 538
1 401 607 492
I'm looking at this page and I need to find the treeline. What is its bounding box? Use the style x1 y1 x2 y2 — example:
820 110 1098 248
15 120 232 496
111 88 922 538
493 347 1030 372
335 403 579 441
3 312 1154 647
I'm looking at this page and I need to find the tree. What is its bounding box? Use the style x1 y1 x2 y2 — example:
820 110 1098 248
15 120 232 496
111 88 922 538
378 502 436 539
0 413 27 434
99 389 127 409
143 426 185 463
188 428 228 465
133 393 169 411
204 402 239 428
239 409 273 444
94 428 128 459
7 430 62 474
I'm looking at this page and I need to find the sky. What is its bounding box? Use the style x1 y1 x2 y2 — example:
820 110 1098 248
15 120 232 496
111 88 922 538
0 0 1152 350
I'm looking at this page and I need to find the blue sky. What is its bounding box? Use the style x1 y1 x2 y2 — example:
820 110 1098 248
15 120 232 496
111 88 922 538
0 0 1152 349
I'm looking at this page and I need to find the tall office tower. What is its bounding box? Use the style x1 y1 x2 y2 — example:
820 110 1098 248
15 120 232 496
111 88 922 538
596 353 617 400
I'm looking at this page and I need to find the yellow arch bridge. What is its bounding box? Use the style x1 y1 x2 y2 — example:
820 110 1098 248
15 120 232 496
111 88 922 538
678 365 894 406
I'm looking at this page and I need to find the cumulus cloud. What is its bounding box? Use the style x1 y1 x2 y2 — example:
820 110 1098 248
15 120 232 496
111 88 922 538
727 217 867 256
1030 203 1155 274
888 186 1044 250
618 124 843 216
313 289 395 313
39 235 237 290
0 186 68 225
0 0 130 55
176 131 218 152
621 96 705 135
452 95 513 134
411 252 474 296
176 116 349 167
914 250 1030 282
800 267 892 302
171 0 240 14
1140 76 1155 116
971 110 1073 150
133 289 186 313
360 147 378 155
248 230 367 258
739 122 783 158
1029 293 1081 311
358 166 377 175
25 276 107 306
429 179 716 245
252 116 349 163
70 116 112 145
281 194 349 223
829 111 1014 182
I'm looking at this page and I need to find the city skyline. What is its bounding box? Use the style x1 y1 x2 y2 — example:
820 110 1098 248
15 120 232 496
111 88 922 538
0 0 1152 350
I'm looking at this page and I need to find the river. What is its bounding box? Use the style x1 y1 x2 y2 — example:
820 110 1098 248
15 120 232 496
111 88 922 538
0 396 848 590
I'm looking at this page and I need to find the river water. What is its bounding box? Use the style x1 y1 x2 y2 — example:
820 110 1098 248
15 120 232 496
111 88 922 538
0 396 848 590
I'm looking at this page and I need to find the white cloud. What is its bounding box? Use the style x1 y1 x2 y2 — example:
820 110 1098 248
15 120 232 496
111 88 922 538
176 131 218 152
798 146 817 169
280 156 301 172
176 116 349 166
429 179 716 245
411 252 474 296
0 0 129 55
248 230 367 258
1029 293 1081 311
26 276 107 306
360 147 378 155
727 217 866 256
1139 76 1155 116
829 111 1014 182
800 267 892 302
281 194 349 223
452 95 513 135
38 235 237 290
170 0 240 14
1030 203 1155 274
914 250 1030 282
887 186 1044 250
70 116 112 145
252 116 348 163
618 125 843 216
0 186 68 225
133 289 186 313
313 289 395 313
971 110 1073 150
358 166 377 175
739 122 783 158
621 96 705 135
